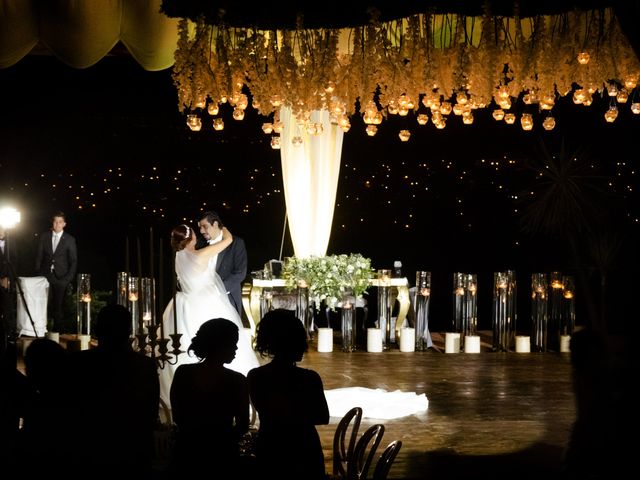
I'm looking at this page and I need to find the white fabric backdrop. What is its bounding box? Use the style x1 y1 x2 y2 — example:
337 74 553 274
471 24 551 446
280 107 344 258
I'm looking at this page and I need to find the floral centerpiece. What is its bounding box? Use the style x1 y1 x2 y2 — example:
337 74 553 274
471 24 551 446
282 254 374 309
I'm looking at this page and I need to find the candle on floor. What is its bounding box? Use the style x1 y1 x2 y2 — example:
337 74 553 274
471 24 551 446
79 334 91 351
317 328 333 352
445 332 461 353
367 328 383 352
560 335 571 353
464 335 481 353
46 332 60 343
399 327 415 352
515 335 531 353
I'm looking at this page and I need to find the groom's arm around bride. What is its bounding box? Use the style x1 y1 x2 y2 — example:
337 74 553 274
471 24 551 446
197 211 248 313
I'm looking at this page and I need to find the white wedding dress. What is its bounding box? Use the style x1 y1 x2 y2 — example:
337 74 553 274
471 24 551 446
324 387 428 420
158 248 260 408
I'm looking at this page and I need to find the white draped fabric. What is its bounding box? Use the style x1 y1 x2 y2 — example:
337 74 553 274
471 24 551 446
0 0 178 70
280 107 344 258
16 276 49 337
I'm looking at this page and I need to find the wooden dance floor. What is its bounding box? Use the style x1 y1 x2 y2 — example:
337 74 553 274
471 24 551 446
304 331 575 480
17 331 575 479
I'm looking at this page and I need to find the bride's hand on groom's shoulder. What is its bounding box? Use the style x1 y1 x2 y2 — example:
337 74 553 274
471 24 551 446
222 226 232 241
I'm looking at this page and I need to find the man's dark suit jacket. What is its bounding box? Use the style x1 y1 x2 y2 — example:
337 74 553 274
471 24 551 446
196 236 247 313
35 231 78 284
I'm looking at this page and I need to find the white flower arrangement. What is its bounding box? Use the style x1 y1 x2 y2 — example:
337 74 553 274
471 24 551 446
282 254 375 310
173 8 640 134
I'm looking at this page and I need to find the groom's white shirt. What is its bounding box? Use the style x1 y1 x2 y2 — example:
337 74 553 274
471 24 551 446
207 232 224 270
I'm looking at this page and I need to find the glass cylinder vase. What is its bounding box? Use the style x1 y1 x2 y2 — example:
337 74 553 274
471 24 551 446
127 276 140 337
377 269 392 350
413 271 433 351
463 274 478 350
492 270 516 352
296 281 313 339
561 275 575 337
140 277 155 332
76 273 91 336
116 272 128 307
531 273 548 352
548 272 564 351
341 290 357 352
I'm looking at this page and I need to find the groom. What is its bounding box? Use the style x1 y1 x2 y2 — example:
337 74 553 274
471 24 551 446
197 211 247 314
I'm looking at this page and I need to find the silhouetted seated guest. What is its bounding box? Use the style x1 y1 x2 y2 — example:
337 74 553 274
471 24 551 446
0 336 29 470
248 309 329 480
70 304 159 478
563 328 614 479
169 318 250 477
20 338 72 471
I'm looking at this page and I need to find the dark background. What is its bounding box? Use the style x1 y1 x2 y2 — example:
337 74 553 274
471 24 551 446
1 54 638 334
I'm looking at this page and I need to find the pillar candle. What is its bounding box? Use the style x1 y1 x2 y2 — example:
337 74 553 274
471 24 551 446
317 328 333 353
445 332 461 353
560 335 571 353
464 335 481 353
399 327 415 352
79 334 91 351
515 335 531 353
367 328 383 353
46 332 60 343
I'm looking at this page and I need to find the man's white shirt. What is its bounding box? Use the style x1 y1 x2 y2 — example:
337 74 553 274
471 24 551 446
207 232 230 295
207 232 223 270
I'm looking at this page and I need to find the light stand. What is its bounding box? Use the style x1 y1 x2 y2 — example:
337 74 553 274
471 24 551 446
0 207 33 370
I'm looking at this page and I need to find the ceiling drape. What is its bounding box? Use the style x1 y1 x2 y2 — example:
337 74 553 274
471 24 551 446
280 107 344 258
0 0 178 70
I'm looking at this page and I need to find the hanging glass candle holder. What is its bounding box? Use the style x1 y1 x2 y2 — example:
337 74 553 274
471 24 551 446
531 273 548 352
492 271 516 351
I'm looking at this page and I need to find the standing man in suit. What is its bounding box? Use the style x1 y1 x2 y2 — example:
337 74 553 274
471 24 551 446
197 211 247 314
35 211 77 333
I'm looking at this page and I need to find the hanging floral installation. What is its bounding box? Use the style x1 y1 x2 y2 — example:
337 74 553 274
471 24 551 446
173 7 640 138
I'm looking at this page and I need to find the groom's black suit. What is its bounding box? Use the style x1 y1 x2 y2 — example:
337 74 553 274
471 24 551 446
35 230 77 331
196 235 247 314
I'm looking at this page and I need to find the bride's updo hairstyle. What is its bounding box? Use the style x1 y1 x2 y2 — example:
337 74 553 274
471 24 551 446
170 224 192 251
189 318 239 360
254 308 308 361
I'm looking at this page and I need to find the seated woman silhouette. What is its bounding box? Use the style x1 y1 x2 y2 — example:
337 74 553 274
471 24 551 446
170 318 250 477
248 309 330 480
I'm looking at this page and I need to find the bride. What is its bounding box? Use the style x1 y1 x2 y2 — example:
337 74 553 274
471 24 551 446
158 224 259 407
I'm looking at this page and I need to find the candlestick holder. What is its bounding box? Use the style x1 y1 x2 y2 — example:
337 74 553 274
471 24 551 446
168 332 184 364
